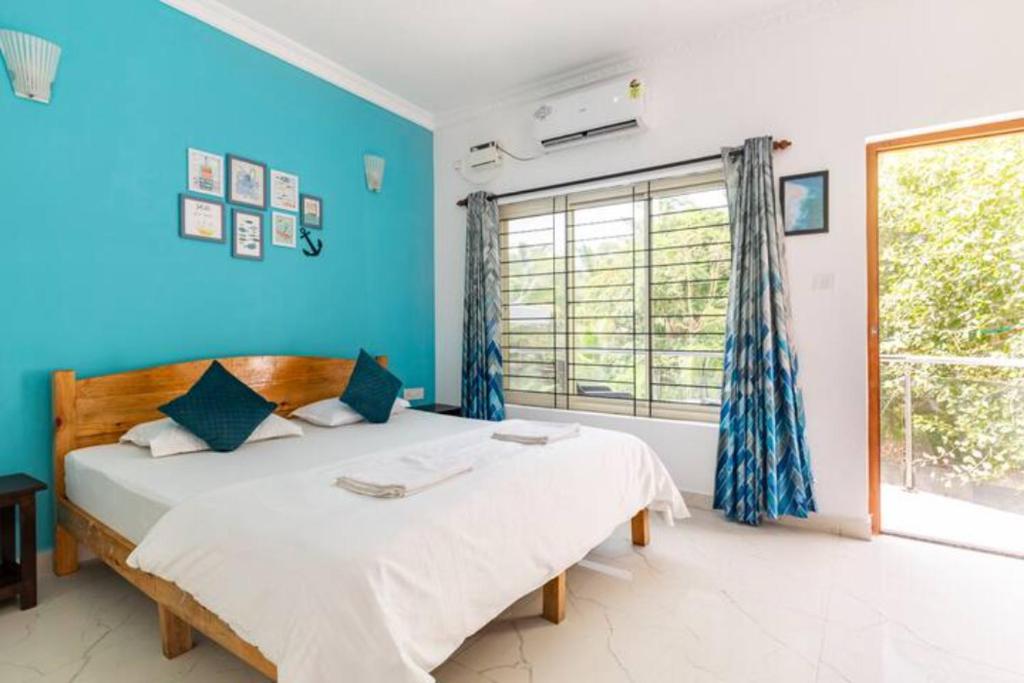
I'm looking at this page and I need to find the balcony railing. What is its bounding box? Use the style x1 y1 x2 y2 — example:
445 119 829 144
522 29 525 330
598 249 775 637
880 353 1024 493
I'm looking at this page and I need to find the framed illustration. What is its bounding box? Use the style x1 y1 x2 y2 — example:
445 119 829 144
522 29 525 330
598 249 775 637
227 154 267 209
780 170 829 236
232 209 264 260
300 194 322 229
272 212 297 248
179 195 225 243
187 148 224 197
270 169 300 211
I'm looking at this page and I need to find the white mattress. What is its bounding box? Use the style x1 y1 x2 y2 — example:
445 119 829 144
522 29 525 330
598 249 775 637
127 420 686 681
65 410 483 544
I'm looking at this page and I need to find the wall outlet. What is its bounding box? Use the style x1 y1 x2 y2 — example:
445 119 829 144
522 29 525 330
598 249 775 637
404 387 425 401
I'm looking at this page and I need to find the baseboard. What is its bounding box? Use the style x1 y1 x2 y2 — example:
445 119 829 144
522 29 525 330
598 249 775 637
681 490 872 541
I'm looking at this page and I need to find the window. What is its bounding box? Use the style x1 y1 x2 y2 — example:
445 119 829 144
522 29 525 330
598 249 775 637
499 170 730 421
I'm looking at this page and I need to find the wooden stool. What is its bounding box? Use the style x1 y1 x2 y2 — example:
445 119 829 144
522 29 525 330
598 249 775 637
0 474 47 610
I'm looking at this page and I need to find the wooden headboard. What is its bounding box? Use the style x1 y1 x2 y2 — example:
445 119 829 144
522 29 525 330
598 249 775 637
52 354 385 499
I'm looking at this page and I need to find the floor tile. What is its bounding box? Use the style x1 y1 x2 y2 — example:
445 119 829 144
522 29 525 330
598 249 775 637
1 510 1021 682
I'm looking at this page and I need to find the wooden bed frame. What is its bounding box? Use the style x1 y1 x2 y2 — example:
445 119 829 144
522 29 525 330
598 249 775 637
51 354 652 680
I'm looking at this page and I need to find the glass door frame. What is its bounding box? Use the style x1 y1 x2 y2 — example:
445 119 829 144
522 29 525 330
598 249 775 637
866 117 1024 534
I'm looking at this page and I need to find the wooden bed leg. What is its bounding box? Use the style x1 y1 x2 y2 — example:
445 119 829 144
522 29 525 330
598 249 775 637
631 508 650 547
158 605 194 659
542 572 566 624
53 525 79 576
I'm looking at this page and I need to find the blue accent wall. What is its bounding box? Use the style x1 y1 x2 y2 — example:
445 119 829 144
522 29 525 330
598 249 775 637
0 0 435 549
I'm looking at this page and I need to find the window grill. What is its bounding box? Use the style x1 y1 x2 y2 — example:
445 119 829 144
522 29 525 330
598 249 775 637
499 171 729 421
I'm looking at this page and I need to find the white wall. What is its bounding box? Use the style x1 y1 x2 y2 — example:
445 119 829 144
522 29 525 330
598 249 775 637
434 0 1024 526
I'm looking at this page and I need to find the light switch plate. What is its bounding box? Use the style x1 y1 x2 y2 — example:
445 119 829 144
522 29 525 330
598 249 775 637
812 272 835 291
404 387 425 401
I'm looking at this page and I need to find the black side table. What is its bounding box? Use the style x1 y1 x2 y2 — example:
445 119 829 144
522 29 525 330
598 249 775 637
0 474 47 610
412 403 462 417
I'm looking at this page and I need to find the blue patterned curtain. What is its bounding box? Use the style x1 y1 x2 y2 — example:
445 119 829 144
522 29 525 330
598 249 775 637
714 137 815 525
461 191 506 421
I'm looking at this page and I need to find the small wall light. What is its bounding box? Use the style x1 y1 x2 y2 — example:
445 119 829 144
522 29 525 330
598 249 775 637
364 155 385 193
0 29 62 104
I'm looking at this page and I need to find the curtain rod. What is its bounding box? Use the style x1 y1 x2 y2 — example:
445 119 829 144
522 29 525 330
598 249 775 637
455 139 792 207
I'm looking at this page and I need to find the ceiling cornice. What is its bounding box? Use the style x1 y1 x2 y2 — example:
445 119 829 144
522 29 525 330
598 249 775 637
160 0 435 130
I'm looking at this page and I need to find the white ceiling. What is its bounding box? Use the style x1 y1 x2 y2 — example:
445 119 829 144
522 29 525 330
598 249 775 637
181 0 805 126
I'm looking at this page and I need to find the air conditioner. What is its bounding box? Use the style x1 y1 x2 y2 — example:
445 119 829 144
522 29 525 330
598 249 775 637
532 76 646 150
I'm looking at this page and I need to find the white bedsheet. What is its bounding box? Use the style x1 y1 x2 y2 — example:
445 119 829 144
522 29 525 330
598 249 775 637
65 411 485 543
126 423 687 682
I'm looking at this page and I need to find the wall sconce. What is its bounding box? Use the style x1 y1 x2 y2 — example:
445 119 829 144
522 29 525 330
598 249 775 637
364 155 385 193
0 29 62 104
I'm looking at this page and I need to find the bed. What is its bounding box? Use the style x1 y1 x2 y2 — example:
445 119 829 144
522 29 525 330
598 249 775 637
52 354 687 682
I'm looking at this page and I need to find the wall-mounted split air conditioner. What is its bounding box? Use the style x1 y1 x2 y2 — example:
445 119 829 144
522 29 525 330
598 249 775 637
532 76 646 150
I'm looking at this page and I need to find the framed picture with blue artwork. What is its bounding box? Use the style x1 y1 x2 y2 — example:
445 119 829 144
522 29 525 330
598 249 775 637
300 194 322 229
187 148 224 198
232 209 264 260
227 154 267 209
780 170 829 236
271 212 297 248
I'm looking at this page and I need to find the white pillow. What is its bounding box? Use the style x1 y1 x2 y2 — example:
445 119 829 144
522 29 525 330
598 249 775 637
120 414 303 458
290 397 409 427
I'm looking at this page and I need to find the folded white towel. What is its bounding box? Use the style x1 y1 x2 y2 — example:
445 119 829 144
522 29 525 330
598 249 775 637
334 451 474 498
491 420 581 445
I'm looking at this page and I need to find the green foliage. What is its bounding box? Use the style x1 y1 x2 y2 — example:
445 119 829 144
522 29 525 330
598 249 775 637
878 134 1024 485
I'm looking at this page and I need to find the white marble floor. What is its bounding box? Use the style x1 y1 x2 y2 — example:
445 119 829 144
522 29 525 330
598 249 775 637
2 509 1023 683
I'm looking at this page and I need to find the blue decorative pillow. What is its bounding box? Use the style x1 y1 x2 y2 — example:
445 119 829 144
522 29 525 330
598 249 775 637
159 361 277 452
341 350 402 424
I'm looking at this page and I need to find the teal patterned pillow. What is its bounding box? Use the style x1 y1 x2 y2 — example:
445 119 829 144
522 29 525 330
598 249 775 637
341 350 402 424
159 361 277 452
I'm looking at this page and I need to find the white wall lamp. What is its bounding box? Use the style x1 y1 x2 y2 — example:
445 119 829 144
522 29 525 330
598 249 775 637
0 29 62 104
364 154 385 193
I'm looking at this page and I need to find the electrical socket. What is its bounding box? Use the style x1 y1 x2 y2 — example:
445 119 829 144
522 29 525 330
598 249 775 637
404 387 425 401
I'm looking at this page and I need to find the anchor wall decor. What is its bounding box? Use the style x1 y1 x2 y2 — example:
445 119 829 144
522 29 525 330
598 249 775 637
299 227 323 257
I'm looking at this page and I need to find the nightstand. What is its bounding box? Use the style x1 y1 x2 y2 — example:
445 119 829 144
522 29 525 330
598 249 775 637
0 474 47 610
412 403 462 417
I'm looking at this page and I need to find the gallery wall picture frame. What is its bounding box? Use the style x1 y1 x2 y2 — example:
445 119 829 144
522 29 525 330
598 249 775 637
232 209 264 260
270 169 300 212
187 148 225 198
179 194 225 243
780 170 829 236
272 212 297 248
227 154 268 209
300 193 323 229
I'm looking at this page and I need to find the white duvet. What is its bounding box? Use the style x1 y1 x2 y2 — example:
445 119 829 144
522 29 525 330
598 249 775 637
127 422 687 682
